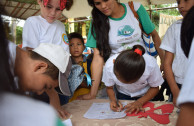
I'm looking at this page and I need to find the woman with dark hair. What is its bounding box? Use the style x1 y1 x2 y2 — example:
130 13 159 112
102 45 163 113
176 6 194 126
78 0 164 100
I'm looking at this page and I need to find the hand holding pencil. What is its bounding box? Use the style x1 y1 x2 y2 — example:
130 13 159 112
110 100 123 112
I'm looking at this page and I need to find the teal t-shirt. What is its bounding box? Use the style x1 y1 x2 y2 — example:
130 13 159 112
86 2 155 50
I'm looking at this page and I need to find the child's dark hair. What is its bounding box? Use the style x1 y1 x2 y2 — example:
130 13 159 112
68 32 84 45
114 45 145 82
181 6 194 58
28 51 59 80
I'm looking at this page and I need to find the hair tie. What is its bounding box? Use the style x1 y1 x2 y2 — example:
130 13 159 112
134 48 142 56
60 0 67 10
43 0 49 6
43 0 67 10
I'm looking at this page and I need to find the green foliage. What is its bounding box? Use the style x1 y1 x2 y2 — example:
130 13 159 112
16 26 23 45
145 4 180 32
64 19 91 36
7 0 37 4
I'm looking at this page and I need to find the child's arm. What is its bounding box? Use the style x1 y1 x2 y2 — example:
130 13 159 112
107 86 123 112
164 51 180 106
124 87 159 114
46 88 70 120
176 103 194 126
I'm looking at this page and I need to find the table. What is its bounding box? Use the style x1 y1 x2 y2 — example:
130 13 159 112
62 99 178 126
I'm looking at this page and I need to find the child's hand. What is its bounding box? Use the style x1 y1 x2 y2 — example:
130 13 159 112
110 101 123 112
124 101 144 114
57 107 71 120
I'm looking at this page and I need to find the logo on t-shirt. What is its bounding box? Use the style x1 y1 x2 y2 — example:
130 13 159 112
118 25 134 36
62 33 69 45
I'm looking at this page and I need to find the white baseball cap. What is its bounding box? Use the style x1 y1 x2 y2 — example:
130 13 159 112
33 43 72 96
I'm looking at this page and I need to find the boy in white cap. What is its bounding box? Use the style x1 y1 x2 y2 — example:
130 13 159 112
9 42 71 119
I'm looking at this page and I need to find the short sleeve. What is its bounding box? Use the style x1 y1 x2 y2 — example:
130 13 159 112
160 24 176 53
146 56 164 87
177 39 194 106
22 18 40 49
102 56 116 87
86 21 97 48
136 4 155 34
102 67 115 87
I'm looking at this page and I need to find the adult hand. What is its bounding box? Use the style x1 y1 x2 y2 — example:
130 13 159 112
124 101 144 114
110 101 123 112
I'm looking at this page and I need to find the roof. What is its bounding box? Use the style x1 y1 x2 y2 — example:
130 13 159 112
0 0 177 22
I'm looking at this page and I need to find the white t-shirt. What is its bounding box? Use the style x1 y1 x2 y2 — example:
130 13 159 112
177 39 194 106
86 2 155 56
160 19 187 84
22 15 69 52
108 3 144 55
102 53 164 97
0 93 63 126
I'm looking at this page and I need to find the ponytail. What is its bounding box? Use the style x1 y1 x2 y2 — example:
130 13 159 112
114 45 145 82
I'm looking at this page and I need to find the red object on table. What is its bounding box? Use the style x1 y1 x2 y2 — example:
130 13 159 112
126 102 174 124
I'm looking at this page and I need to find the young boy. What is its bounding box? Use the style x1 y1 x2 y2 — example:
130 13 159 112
9 42 72 119
68 32 107 101
21 0 72 118
68 32 91 102
0 16 65 126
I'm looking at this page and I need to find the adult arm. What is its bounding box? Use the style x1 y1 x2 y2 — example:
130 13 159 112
164 51 179 106
77 48 104 100
151 30 165 71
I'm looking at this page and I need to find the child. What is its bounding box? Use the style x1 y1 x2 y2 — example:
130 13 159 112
102 45 164 113
21 0 72 117
22 0 71 51
68 32 92 102
176 6 194 126
68 32 107 101
160 0 194 106
0 16 65 126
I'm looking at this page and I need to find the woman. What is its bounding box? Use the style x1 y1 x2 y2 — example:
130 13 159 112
78 0 164 100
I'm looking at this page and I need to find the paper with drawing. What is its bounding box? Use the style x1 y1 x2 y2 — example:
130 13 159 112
83 102 128 119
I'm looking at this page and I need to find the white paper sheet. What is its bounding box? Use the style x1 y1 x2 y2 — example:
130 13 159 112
83 102 128 119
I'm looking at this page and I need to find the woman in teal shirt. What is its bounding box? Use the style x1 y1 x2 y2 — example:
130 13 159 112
77 0 164 100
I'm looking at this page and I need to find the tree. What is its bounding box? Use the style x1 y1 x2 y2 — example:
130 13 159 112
16 26 23 45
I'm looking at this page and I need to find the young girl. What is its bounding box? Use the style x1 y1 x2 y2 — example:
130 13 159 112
21 0 72 119
22 0 72 50
160 0 194 106
176 6 194 126
102 45 164 113
81 0 164 100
